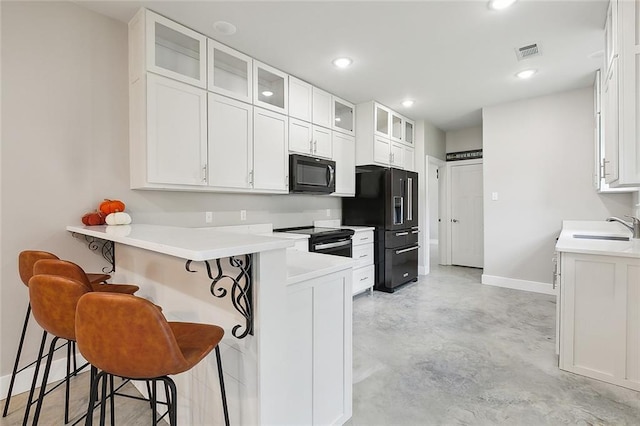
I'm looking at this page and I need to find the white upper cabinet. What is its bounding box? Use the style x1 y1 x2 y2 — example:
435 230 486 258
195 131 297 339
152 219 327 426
355 101 413 169
289 118 314 155
374 103 391 138
332 132 355 196
208 93 253 190
404 119 415 146
289 77 313 122
207 39 252 103
312 125 332 159
604 0 618 74
144 74 208 186
332 97 355 135
253 107 289 192
253 61 288 114
391 112 403 143
313 87 333 128
141 10 207 88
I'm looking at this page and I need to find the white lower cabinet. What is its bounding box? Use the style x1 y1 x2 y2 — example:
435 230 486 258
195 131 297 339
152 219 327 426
253 107 289 192
559 252 640 391
132 73 208 188
208 93 253 189
350 229 375 295
332 132 356 196
286 269 352 425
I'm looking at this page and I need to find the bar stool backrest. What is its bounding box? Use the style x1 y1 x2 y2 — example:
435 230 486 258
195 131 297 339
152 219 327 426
18 251 58 287
76 293 189 379
33 259 93 291
28 274 89 341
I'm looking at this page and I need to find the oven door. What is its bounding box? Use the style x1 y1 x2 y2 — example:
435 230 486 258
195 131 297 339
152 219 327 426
385 244 419 288
312 238 352 257
289 154 336 194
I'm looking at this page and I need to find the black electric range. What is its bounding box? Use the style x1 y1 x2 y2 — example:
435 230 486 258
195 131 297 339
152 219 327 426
276 226 354 257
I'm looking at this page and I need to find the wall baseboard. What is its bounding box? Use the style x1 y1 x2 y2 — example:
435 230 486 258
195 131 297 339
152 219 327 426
481 274 555 295
1 349 88 401
418 266 427 275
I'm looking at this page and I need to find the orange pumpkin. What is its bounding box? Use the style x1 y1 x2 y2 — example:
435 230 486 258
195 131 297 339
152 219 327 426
99 199 125 215
82 211 105 226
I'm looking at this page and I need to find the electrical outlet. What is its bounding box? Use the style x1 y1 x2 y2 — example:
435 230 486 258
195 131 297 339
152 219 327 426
326 209 331 217
205 211 213 223
240 210 247 221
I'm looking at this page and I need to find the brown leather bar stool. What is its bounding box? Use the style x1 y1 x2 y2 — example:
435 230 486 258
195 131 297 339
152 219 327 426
75 293 230 426
27 274 91 426
2 251 123 421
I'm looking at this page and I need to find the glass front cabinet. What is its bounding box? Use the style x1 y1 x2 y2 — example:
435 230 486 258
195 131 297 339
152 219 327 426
333 97 355 136
253 61 288 114
208 40 253 103
144 10 207 88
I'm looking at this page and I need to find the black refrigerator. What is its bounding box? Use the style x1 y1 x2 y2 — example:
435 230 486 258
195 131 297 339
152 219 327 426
342 165 419 292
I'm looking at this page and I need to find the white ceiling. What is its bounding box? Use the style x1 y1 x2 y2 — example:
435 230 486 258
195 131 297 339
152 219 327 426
76 0 607 131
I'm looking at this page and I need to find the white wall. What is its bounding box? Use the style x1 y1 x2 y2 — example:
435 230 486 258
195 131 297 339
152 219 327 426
445 125 482 153
0 1 340 384
482 87 633 291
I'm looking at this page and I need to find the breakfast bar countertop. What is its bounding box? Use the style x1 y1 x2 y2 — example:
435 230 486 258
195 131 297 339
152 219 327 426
67 224 295 261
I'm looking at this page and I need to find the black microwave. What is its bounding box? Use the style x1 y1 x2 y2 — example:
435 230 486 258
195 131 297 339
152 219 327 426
289 154 336 194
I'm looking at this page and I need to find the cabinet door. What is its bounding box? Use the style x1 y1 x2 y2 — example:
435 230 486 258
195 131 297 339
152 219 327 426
332 132 355 196
404 119 415 146
313 87 333 128
390 141 404 168
207 39 252 103
145 10 207 88
373 136 391 165
253 108 288 191
604 0 618 74
253 61 288 114
403 146 415 171
312 125 332 159
289 118 313 155
390 112 403 143
603 58 619 184
374 103 391 137
333 97 355 135
208 94 253 189
146 74 207 185
289 77 312 122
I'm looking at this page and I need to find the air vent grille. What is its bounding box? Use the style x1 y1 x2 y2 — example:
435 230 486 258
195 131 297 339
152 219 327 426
515 43 541 61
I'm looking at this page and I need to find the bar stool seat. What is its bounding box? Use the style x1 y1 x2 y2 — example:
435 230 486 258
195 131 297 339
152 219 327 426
2 250 124 421
75 293 230 426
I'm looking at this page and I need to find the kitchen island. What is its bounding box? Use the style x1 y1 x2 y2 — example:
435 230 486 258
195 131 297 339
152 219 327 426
555 220 639 391
67 224 354 425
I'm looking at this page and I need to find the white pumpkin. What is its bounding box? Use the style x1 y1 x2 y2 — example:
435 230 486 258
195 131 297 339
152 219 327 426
105 212 132 226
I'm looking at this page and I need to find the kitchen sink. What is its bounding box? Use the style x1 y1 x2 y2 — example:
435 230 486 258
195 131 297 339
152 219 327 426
572 234 630 241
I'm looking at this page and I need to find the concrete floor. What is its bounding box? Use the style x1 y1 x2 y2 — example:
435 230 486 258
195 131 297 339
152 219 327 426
349 253 640 425
3 251 639 425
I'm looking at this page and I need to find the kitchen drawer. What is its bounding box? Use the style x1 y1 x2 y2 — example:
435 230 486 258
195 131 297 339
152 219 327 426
352 243 374 269
385 228 419 249
352 230 374 246
353 264 374 295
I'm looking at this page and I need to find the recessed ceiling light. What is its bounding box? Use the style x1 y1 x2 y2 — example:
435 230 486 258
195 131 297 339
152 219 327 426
335 117 342 122
489 0 517 10
262 90 274 97
516 69 537 79
213 21 237 35
402 100 415 108
332 57 353 68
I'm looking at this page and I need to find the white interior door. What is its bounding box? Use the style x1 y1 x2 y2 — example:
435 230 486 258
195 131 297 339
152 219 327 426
450 161 483 268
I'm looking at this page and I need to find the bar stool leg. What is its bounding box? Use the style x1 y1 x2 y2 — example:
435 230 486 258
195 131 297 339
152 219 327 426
160 377 177 426
85 370 106 426
65 341 72 424
31 336 60 426
2 304 31 417
108 375 115 426
215 346 230 426
22 330 48 426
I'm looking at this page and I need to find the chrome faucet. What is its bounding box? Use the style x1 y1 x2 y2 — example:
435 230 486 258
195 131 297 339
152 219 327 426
606 216 640 239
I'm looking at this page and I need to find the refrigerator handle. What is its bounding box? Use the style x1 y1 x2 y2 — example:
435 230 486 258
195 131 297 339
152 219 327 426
407 177 413 221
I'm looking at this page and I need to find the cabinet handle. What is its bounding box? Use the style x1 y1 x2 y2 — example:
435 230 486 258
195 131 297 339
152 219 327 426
202 165 207 183
603 159 610 176
396 232 409 236
314 140 318 153
310 140 314 154
359 254 368 258
248 170 254 185
360 276 369 281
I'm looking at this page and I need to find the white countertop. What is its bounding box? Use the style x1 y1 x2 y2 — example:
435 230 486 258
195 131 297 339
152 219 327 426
286 250 355 285
555 220 640 258
67 224 294 261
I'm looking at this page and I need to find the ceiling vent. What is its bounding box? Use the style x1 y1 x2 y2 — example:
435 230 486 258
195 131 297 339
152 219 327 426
515 43 541 61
